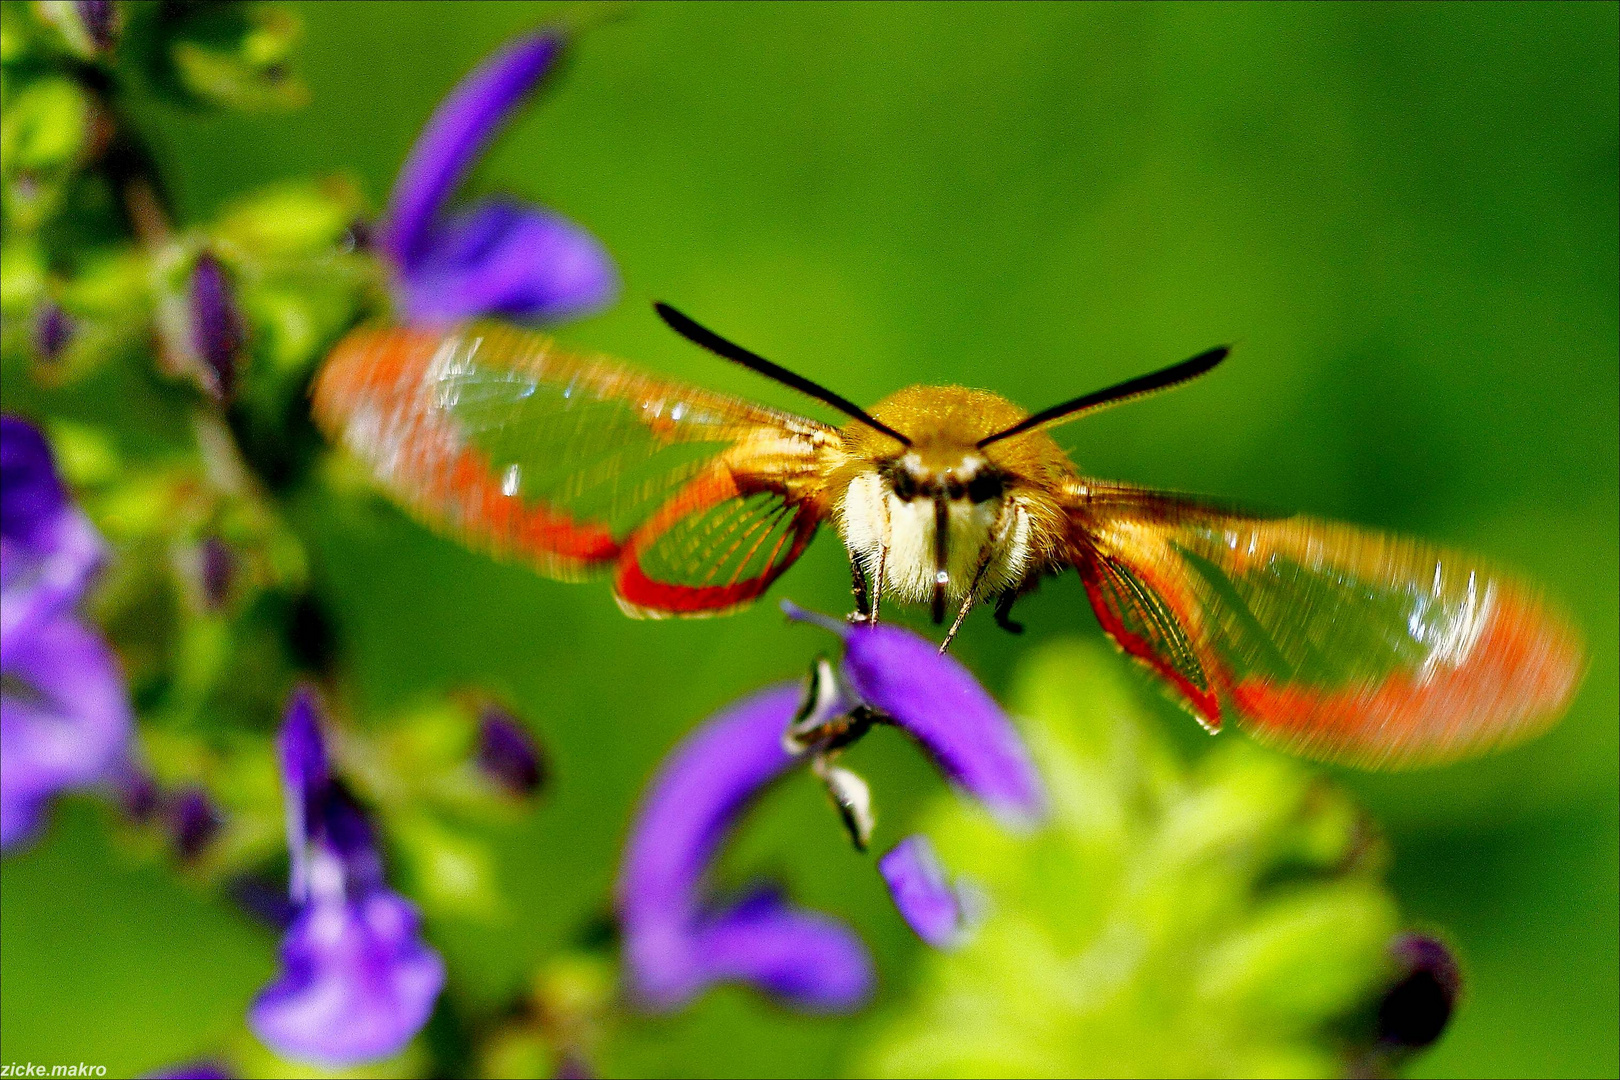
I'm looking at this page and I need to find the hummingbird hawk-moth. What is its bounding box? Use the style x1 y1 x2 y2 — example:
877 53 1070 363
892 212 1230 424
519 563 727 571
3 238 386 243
312 304 1583 769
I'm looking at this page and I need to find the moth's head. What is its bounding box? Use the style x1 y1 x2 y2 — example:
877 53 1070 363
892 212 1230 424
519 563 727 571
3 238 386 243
881 447 1006 505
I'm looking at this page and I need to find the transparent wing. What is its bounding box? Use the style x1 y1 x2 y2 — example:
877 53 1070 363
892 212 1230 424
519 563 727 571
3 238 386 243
1070 496 1584 768
615 469 821 618
314 323 834 611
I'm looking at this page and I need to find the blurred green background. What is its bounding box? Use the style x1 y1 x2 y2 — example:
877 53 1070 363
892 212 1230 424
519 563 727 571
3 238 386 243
2 2 1615 1076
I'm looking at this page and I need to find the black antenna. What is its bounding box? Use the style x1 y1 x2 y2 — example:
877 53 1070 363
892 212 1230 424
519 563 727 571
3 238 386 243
978 345 1229 448
655 303 911 446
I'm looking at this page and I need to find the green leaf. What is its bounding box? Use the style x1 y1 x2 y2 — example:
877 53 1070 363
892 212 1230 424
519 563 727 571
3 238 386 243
162 2 308 112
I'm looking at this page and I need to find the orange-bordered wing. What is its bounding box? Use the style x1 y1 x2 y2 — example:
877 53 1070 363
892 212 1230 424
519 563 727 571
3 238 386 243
1066 482 1584 768
313 323 836 617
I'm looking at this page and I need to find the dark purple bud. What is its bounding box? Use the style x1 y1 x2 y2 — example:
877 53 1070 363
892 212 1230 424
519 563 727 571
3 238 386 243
227 872 298 930
167 784 222 860
187 253 244 403
554 1052 594 1079
1377 933 1462 1050
117 766 162 823
477 704 547 797
31 302 74 362
197 536 235 610
75 1 117 52
143 1061 233 1080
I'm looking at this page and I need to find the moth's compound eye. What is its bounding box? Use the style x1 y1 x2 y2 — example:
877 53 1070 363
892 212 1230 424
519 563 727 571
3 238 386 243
967 470 1005 504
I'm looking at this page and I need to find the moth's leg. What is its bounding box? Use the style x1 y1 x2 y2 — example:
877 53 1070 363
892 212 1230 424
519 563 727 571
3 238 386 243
940 594 977 653
810 752 874 851
868 545 887 625
785 657 878 752
939 547 995 653
849 559 871 621
939 501 1010 652
994 589 1025 635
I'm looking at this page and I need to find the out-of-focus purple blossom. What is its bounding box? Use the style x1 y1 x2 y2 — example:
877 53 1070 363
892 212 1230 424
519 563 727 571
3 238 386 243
166 784 223 860
618 684 874 1013
477 703 547 797
249 687 445 1066
228 871 298 931
617 609 1044 1012
187 253 245 402
143 1060 232 1080
34 0 121 58
31 301 74 362
193 536 235 611
74 0 117 52
877 835 982 950
1 415 131 850
378 30 616 325
1377 933 1462 1051
1 415 106 664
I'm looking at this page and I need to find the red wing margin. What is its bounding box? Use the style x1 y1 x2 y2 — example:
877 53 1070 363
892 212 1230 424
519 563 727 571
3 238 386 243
1073 508 1584 768
314 324 834 615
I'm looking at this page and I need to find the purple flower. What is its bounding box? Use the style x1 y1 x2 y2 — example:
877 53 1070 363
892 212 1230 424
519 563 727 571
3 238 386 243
380 30 616 325
878 835 982 950
249 688 445 1066
616 608 1044 1012
619 684 875 1012
1 415 131 850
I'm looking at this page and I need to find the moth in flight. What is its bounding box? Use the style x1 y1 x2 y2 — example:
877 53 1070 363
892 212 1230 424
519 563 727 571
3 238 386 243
313 306 1583 769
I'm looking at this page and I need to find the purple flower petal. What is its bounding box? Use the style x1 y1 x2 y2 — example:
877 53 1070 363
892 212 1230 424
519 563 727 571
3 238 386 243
0 415 67 541
1 417 107 672
248 888 445 1066
697 887 876 1011
396 200 617 324
1 614 131 849
617 682 875 1012
783 603 1046 828
253 688 443 1065
878 835 981 950
381 32 563 270
278 686 329 904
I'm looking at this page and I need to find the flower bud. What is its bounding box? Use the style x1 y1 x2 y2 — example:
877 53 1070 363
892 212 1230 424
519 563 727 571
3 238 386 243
1376 933 1461 1051
166 784 222 860
186 252 244 402
31 299 73 362
477 703 547 797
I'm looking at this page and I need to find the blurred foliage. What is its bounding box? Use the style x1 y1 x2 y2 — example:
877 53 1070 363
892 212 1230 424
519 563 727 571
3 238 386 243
1 2 1615 1078
856 640 1402 1078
